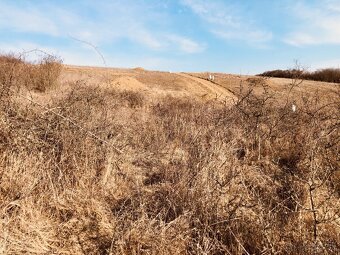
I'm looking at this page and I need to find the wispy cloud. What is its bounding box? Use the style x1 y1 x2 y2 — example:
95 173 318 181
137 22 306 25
324 0 340 12
0 2 60 36
213 30 272 44
166 35 206 53
0 0 204 54
285 0 340 46
310 58 340 70
180 0 272 44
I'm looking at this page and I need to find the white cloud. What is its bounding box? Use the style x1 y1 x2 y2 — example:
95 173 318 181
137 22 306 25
213 30 272 44
0 2 59 36
181 0 237 27
0 0 204 54
127 29 163 50
166 35 206 53
285 0 340 46
180 0 272 44
325 0 340 12
310 59 340 70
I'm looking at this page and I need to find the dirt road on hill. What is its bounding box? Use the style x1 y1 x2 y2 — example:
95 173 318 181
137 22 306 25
176 72 237 101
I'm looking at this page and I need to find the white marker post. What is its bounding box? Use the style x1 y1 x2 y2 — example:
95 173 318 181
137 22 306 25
292 104 296 112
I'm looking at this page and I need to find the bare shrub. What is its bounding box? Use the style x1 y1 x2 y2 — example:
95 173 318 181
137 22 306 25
310 68 340 83
25 55 63 92
0 53 62 95
258 67 340 83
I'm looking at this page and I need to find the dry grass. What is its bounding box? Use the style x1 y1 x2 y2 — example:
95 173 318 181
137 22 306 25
0 55 339 254
0 53 62 93
25 55 62 92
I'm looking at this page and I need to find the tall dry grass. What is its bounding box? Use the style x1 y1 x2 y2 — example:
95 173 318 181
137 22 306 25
0 53 62 93
0 54 339 254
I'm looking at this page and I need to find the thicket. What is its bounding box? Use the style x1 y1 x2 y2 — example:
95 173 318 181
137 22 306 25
0 54 339 254
258 68 340 83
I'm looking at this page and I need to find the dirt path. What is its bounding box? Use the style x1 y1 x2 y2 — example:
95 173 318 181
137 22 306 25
63 66 240 102
176 72 237 101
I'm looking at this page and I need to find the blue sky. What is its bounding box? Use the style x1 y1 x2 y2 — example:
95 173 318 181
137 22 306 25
1 0 340 74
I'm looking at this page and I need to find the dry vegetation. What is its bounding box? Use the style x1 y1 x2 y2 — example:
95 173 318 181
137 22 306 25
0 54 339 254
258 68 340 84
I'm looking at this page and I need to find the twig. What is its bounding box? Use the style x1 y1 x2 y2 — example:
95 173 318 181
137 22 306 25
19 49 57 60
228 227 250 255
68 35 107 67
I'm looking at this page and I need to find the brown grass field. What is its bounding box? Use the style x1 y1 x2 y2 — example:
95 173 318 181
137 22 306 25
0 55 339 254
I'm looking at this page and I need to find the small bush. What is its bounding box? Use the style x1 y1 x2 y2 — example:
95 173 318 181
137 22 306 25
0 53 62 94
26 55 63 92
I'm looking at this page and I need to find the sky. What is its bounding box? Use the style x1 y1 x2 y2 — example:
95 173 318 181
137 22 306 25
1 0 340 74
